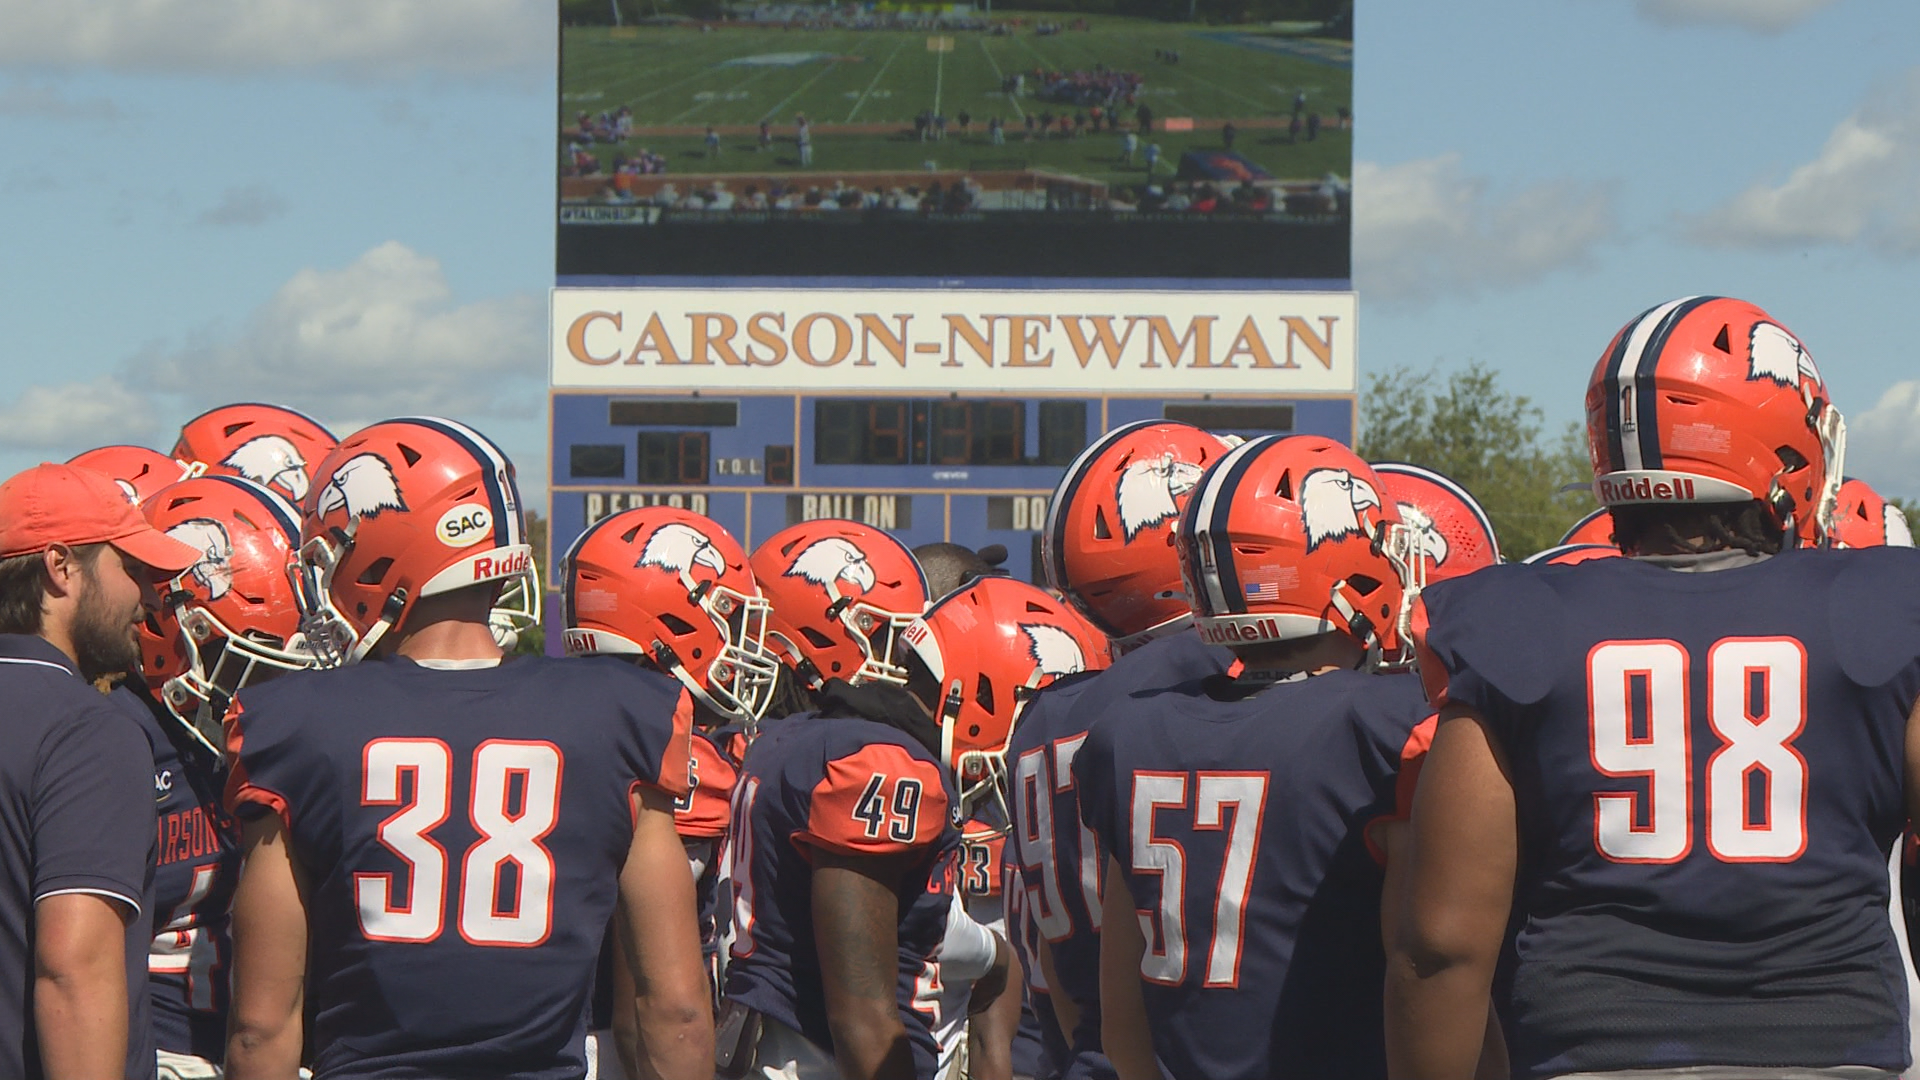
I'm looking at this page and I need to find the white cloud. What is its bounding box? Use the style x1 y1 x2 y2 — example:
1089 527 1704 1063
1630 0 1839 32
1689 70 1920 253
1847 380 1920 499
1354 154 1616 305
0 242 541 462
0 378 163 454
0 81 119 121
0 0 549 78
194 183 290 228
135 241 544 425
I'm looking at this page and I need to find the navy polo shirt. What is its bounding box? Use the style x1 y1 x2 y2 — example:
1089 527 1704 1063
0 635 157 1080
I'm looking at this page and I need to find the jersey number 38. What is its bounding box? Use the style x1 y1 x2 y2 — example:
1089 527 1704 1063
356 738 563 947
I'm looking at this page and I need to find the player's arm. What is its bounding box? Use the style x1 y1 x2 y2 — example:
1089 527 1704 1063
1098 855 1160 1080
1905 694 1920 839
1384 705 1518 1080
616 786 716 1080
813 847 920 1080
226 813 310 1080
35 892 132 1080
1037 940 1081 1043
965 931 1019 1080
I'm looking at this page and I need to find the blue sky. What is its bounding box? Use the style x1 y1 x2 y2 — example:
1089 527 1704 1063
2 0 1916 508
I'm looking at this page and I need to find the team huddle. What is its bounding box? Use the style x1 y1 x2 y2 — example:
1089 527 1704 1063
28 294 1920 1080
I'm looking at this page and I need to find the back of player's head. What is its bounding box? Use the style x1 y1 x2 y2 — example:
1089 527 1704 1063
562 505 778 725
1041 419 1232 647
140 475 314 749
67 445 202 506
174 402 338 506
1825 478 1914 549
751 519 928 691
1584 297 1844 549
294 417 534 666
912 541 1001 599
897 576 1111 815
1176 435 1410 662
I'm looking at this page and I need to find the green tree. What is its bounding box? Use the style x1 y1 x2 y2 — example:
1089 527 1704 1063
1357 362 1596 560
1892 498 1917 541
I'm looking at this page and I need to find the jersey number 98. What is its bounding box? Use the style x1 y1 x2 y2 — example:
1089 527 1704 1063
1588 637 1808 864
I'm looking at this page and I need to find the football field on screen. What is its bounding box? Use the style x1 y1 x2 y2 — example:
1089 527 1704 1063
561 18 1352 187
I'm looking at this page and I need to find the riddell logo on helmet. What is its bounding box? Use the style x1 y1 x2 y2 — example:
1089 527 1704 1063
472 550 531 580
1197 618 1281 645
1597 477 1697 503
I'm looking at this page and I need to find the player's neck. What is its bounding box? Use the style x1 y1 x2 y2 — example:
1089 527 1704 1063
387 589 504 663
1232 632 1365 679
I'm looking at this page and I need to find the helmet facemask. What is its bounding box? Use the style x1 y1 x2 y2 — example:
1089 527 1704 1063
161 600 316 754
842 596 921 686
680 573 779 725
488 568 544 651
291 531 368 668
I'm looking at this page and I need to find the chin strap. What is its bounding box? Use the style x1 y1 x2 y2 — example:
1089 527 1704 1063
1813 404 1848 545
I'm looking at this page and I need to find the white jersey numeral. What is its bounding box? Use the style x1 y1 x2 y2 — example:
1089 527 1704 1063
1128 771 1270 989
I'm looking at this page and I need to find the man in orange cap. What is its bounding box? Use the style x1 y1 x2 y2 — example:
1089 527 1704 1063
0 462 199 1080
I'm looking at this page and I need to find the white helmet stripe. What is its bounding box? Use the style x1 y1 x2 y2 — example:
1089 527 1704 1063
1607 296 1694 473
1188 435 1269 614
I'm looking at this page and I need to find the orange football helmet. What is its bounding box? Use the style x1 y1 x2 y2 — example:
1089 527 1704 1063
140 476 313 752
1177 435 1410 662
1584 297 1845 546
1559 507 1616 548
1373 462 1500 588
174 403 338 505
562 507 778 724
1827 479 1914 549
1521 543 1624 566
1040 420 1232 648
293 417 534 666
899 577 1111 816
68 445 202 505
750 520 928 689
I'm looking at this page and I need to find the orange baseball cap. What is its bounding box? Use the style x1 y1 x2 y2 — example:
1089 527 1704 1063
0 463 201 573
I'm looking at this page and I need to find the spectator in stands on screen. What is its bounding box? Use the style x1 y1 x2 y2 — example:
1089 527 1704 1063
1144 141 1162 175
1038 109 1054 137
744 185 766 210
1122 129 1138 165
795 115 812 165
915 111 929 142
1165 184 1191 211
652 182 679 208
707 182 735 211
1289 112 1303 143
989 116 1004 145
1222 121 1237 150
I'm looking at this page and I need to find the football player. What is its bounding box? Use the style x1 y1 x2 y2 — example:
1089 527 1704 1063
1073 434 1438 1080
563 505 774 1079
124 475 314 1079
222 418 713 1080
753 519 931 696
1385 297 1920 1080
68 445 201 506
1008 420 1234 1080
1372 462 1501 667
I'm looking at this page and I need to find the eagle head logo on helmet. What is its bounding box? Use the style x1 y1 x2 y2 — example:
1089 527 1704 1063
316 454 406 527
1023 623 1087 679
640 522 728 577
785 537 877 598
1115 452 1207 541
1301 468 1382 551
167 519 235 601
1747 323 1821 389
223 436 310 501
1395 502 1450 568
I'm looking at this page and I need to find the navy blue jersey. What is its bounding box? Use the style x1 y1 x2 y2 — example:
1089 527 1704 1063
227 654 692 1080
722 713 961 1074
1006 632 1231 1079
0 638 156 1080
125 686 240 1061
1419 549 1920 1078
1074 668 1429 1080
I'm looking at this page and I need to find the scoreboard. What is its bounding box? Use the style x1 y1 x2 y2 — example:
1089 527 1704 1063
546 285 1359 591
548 389 1354 588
